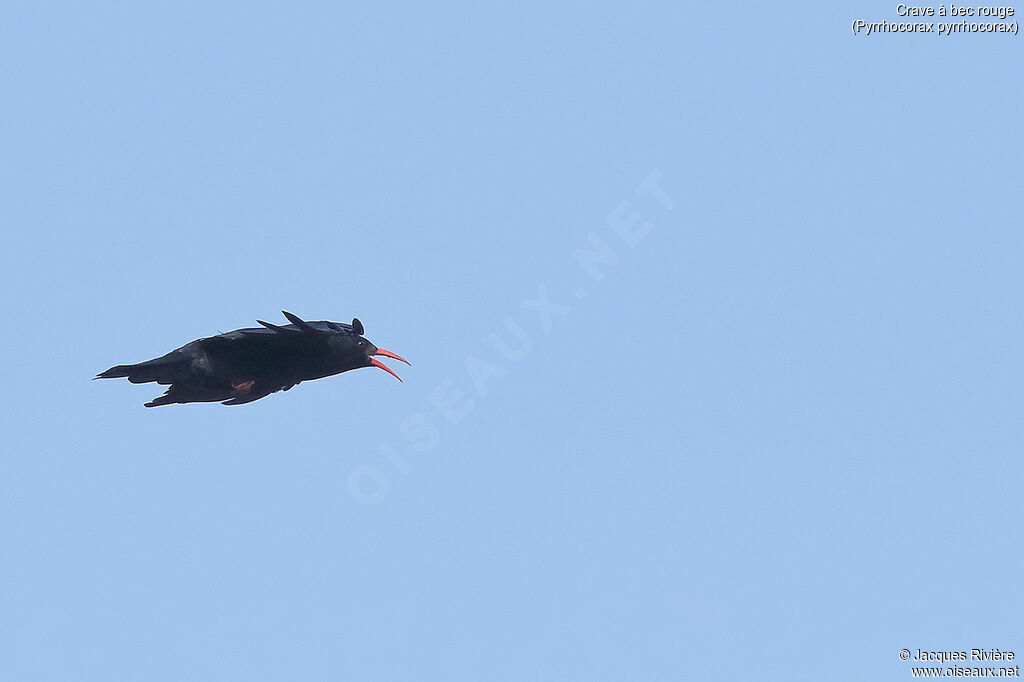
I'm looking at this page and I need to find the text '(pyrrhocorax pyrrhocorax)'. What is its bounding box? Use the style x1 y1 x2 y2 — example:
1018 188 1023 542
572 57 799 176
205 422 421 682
96 311 410 407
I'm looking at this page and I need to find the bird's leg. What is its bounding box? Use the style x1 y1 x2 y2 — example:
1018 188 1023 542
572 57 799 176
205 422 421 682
231 378 256 393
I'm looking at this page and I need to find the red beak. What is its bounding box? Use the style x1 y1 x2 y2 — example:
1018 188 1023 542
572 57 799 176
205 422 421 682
370 348 411 382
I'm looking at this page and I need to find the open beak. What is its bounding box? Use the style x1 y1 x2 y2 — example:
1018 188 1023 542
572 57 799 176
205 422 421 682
370 348 411 382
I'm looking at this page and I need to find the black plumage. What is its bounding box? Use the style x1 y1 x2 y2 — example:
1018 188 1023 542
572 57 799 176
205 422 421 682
96 311 409 407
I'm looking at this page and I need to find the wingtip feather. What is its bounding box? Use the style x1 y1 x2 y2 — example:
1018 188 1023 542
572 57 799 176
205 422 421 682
282 310 316 331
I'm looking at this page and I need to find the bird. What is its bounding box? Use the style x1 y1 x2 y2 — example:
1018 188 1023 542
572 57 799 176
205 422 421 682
96 311 410 407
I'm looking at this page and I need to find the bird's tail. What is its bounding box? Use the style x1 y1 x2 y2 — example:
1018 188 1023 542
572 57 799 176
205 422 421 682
95 352 194 385
95 364 140 379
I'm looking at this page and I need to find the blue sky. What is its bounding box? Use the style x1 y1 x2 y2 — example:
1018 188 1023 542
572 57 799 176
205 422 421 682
2 2 1021 680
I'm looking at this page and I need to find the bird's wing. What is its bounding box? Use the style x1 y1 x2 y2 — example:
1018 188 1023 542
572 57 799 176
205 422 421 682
246 311 362 337
195 313 342 385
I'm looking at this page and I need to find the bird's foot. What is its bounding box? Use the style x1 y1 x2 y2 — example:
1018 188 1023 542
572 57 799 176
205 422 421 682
231 378 256 393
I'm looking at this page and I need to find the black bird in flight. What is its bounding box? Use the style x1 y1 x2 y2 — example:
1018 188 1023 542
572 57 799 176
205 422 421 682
96 311 410 407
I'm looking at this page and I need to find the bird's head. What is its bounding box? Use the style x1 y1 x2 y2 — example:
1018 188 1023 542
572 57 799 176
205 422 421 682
327 317 411 382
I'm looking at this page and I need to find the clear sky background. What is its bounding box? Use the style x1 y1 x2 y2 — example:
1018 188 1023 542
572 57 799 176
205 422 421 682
1 2 1021 680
